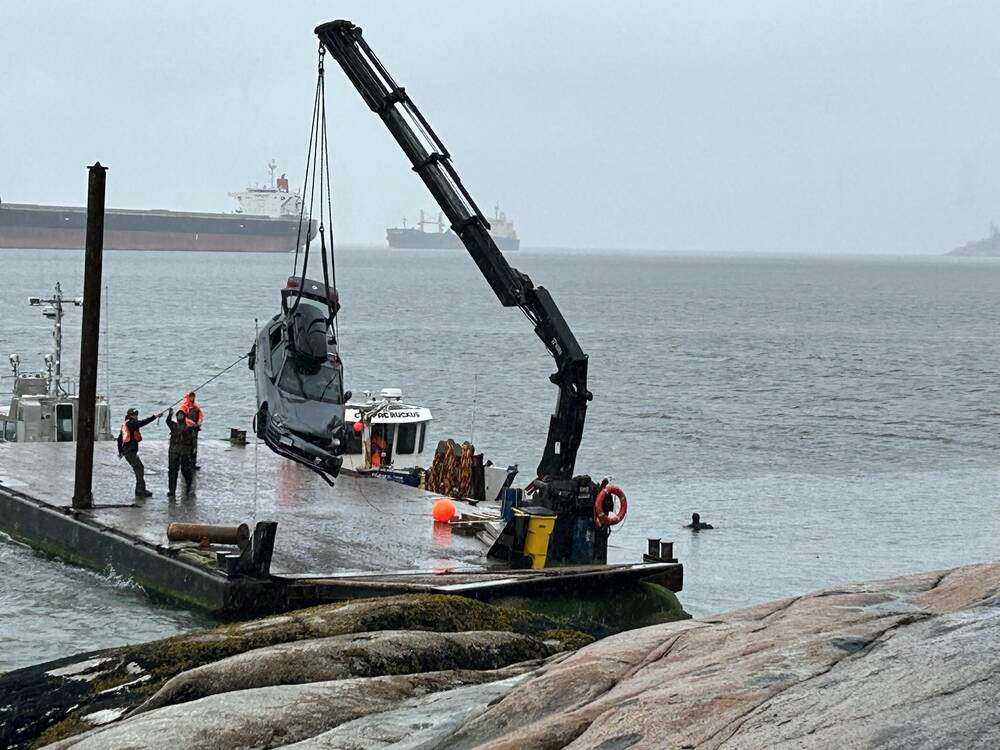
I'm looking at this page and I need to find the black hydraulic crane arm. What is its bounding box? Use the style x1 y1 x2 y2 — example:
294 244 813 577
316 20 591 480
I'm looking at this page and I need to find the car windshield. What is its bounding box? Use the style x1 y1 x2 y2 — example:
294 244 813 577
278 358 343 404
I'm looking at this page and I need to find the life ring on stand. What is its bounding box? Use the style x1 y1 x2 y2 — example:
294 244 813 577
594 484 627 528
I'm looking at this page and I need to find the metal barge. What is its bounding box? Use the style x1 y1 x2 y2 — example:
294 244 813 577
0 440 681 616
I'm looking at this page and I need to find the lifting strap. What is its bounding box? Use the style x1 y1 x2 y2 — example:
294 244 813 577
290 44 339 336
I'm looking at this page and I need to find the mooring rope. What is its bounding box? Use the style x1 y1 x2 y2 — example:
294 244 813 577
162 352 250 411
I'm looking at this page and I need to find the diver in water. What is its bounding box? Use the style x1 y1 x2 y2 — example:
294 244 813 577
685 512 714 531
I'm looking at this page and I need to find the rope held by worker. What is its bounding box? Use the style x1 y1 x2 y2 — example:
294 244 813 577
163 352 250 410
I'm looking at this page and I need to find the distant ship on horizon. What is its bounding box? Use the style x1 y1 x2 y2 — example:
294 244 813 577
948 223 1000 257
0 161 317 253
386 203 519 252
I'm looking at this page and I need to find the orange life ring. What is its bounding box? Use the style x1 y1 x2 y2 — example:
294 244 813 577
594 484 627 527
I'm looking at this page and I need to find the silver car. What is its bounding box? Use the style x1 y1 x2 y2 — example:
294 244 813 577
249 276 347 481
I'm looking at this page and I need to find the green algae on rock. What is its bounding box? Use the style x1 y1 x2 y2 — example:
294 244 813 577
135 630 553 713
492 581 691 637
2 593 592 750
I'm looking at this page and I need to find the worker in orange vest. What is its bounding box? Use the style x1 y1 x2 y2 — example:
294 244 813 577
370 431 387 469
165 408 196 498
178 391 204 470
117 407 161 497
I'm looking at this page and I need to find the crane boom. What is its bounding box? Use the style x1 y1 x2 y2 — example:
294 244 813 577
317 20 591 480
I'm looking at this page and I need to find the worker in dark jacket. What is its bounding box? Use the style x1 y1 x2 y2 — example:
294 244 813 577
118 407 160 497
165 408 196 498
178 392 204 470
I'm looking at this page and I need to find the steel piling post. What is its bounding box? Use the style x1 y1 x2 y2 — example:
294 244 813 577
73 162 107 509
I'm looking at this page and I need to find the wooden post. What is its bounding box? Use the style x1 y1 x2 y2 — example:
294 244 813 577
73 162 107 509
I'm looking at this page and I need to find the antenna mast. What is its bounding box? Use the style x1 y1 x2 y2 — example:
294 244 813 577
28 283 82 397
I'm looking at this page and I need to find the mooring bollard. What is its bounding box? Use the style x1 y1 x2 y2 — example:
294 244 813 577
167 522 250 548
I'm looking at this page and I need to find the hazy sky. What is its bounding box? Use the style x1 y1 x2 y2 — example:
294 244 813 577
3 1 999 253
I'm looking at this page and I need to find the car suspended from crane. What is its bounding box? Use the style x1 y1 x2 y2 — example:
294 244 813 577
248 58 348 484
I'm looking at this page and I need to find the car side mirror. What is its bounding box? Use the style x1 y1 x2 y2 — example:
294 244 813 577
343 390 352 402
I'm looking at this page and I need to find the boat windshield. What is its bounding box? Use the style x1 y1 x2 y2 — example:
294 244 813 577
278 359 343 404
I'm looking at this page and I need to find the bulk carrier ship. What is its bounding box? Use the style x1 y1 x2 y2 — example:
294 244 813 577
386 202 519 252
0 162 316 253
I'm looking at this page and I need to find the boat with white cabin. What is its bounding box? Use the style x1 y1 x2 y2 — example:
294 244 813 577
341 388 433 480
0 284 113 443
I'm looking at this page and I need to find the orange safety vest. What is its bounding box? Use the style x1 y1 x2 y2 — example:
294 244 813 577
180 398 204 426
371 435 386 468
120 419 142 444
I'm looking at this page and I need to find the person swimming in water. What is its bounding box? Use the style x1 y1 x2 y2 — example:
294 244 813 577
685 512 714 531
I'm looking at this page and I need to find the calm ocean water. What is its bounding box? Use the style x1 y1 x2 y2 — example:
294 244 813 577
2 246 999 671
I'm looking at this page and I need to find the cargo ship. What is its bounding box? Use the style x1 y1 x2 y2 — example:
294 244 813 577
947 223 1000 257
386 202 519 252
0 162 317 253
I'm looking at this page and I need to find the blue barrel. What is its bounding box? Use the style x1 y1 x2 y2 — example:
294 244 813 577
571 519 595 563
500 487 522 521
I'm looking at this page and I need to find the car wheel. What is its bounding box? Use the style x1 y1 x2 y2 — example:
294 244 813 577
255 403 268 439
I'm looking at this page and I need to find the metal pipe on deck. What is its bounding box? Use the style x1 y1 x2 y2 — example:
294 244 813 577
168 522 251 548
73 162 107 509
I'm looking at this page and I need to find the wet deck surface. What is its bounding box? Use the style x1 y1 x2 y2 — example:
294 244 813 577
0 440 490 575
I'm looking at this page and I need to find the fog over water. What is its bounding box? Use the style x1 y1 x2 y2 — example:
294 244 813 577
3 1 1000 253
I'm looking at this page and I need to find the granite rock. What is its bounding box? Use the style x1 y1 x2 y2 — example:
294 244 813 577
135 629 552 713
27 563 1000 749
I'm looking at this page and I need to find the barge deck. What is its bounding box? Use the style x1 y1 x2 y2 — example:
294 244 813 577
0 440 681 615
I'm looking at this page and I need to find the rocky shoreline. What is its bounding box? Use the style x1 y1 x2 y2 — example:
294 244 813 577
4 562 999 749
0 583 686 749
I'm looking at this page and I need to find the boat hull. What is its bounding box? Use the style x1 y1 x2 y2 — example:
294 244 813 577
0 203 316 252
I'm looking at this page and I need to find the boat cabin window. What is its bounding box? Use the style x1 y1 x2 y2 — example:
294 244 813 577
396 422 417 455
2 419 16 442
55 403 74 442
277 359 343 404
371 424 393 464
344 424 362 454
418 423 426 454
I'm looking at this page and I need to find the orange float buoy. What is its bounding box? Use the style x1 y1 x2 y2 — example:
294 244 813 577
432 498 457 523
353 421 364 433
